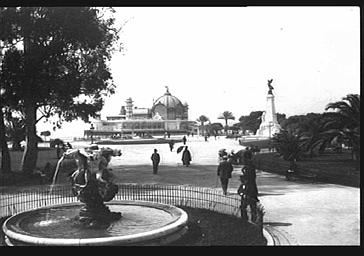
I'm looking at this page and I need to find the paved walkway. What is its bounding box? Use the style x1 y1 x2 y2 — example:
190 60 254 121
3 136 360 245
95 136 360 246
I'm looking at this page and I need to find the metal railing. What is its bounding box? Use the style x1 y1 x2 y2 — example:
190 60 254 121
1 183 264 230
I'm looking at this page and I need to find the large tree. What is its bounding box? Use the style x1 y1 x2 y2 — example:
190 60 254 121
218 111 235 134
0 7 120 175
206 122 224 135
238 111 263 134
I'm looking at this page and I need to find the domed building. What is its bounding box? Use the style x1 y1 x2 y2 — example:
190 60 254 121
85 87 196 138
151 87 189 120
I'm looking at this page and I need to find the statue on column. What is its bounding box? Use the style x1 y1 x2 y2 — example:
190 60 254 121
267 79 274 95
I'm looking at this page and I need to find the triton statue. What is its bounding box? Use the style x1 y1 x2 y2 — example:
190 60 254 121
60 146 122 228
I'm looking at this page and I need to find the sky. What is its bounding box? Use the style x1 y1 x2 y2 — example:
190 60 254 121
39 6 360 139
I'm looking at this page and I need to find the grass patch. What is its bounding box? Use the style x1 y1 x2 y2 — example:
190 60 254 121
254 151 359 187
170 206 266 246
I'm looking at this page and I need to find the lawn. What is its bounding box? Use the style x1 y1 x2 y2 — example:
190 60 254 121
253 151 360 187
169 206 266 246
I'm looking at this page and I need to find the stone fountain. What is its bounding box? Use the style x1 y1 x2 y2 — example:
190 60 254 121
2 146 188 246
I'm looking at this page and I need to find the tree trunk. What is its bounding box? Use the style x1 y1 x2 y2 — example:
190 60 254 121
21 19 38 176
21 100 38 176
0 108 11 173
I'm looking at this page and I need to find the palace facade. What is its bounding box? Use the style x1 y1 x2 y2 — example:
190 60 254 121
84 87 197 138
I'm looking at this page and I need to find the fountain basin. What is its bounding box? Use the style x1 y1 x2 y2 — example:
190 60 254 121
3 200 188 246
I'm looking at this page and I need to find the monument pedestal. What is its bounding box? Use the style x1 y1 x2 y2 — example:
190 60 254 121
256 81 281 137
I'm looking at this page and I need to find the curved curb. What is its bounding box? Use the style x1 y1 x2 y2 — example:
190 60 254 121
262 227 275 246
263 225 299 245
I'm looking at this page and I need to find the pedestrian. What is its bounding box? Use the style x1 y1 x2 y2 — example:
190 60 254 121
217 155 234 195
218 148 227 161
182 135 187 145
151 149 160 174
182 146 192 167
169 140 175 152
238 159 259 222
204 135 208 142
243 146 253 164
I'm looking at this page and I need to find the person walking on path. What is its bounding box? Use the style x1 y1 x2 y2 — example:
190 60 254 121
182 135 187 145
217 155 234 195
238 159 259 222
151 149 160 174
168 140 175 152
182 146 192 167
243 146 253 164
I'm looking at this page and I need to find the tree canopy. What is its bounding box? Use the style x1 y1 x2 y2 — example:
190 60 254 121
238 111 263 134
0 7 121 174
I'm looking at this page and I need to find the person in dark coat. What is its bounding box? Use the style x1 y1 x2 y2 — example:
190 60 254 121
238 159 259 222
217 155 234 195
168 140 175 152
151 149 160 174
182 136 187 145
182 146 192 167
243 146 253 164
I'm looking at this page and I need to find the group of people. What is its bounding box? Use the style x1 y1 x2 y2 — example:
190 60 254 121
217 146 259 222
152 135 259 222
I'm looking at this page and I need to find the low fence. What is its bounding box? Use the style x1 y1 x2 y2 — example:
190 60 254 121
0 183 264 232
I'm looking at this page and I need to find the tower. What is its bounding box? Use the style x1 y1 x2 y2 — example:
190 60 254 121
256 79 281 137
125 97 133 120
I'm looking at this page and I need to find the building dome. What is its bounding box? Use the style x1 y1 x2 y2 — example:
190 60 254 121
153 87 183 109
151 87 188 120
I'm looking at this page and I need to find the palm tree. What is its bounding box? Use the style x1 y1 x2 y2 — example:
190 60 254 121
323 94 360 161
218 111 235 134
196 115 209 136
299 113 330 157
272 129 306 167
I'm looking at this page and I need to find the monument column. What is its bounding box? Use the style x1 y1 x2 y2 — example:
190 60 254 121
256 79 281 137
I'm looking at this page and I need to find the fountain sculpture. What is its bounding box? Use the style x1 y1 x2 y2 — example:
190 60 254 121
3 146 188 246
64 147 122 227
